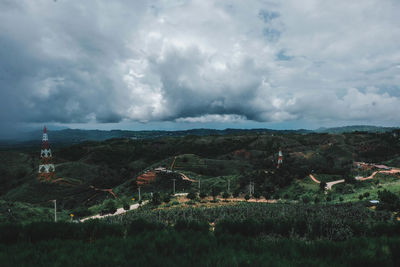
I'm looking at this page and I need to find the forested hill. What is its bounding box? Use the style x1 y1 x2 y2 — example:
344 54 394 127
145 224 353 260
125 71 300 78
1 129 400 214
2 125 398 146
0 128 311 147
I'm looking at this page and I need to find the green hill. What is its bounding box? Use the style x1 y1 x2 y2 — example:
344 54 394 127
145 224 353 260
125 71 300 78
1 129 400 223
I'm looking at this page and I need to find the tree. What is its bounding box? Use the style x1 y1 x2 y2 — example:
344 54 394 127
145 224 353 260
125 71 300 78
163 195 171 203
152 192 161 205
123 202 130 211
103 199 117 214
187 192 197 201
211 187 220 202
378 189 400 211
253 191 260 201
199 192 207 199
244 194 250 201
319 181 327 191
302 195 311 204
344 175 356 184
358 194 364 200
222 192 230 200
73 206 91 218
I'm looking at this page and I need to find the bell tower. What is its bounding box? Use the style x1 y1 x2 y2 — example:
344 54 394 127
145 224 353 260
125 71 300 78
38 126 56 181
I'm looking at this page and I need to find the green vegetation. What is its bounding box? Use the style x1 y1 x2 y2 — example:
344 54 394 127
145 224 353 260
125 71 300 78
1 129 400 224
2 215 400 266
105 202 397 240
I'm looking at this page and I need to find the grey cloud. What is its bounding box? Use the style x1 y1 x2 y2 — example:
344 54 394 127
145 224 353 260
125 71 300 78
1 0 400 127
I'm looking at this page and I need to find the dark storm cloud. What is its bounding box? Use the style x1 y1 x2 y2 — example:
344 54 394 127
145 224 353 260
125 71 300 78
0 0 400 127
0 0 147 125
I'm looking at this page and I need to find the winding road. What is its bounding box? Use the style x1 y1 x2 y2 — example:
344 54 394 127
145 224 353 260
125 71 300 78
309 166 400 190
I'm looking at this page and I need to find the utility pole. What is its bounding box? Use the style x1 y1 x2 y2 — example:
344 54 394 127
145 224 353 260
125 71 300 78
53 199 57 222
138 186 141 201
172 179 176 195
249 182 254 195
198 178 201 192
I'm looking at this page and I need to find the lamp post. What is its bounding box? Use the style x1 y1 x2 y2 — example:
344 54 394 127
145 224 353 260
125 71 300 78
53 199 57 222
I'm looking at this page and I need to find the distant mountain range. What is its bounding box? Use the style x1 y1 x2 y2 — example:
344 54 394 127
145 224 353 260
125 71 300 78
0 125 398 147
315 125 398 134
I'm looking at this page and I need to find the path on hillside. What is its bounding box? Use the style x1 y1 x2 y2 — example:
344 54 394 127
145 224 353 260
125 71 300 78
179 173 196 182
308 174 344 190
80 201 149 222
80 192 189 222
309 166 400 190
356 169 400 181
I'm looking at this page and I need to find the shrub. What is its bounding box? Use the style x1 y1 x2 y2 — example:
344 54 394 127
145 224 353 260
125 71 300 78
174 220 209 233
211 187 220 201
294 219 307 237
359 195 364 200
314 197 320 204
80 221 123 240
302 195 311 204
73 206 91 218
199 192 207 199
0 224 22 244
363 192 370 198
187 192 197 201
163 195 171 203
339 197 344 202
123 203 130 211
222 192 230 200
127 219 164 236
152 192 161 205
244 194 250 201
253 191 260 201
378 189 400 211
320 181 327 191
102 199 117 215
345 175 356 184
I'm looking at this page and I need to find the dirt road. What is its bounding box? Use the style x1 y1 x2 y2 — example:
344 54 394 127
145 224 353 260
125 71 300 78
80 201 148 222
309 167 400 190
356 169 400 181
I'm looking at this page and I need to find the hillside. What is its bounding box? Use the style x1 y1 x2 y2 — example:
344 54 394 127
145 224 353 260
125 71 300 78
0 129 400 222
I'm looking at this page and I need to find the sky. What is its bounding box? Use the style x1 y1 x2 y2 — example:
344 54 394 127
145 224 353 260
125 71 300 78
1 0 400 134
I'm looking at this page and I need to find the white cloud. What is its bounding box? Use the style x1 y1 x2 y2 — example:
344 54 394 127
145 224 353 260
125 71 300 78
175 114 246 123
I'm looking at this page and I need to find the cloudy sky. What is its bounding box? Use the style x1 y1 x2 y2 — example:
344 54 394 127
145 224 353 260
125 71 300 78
1 0 399 133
